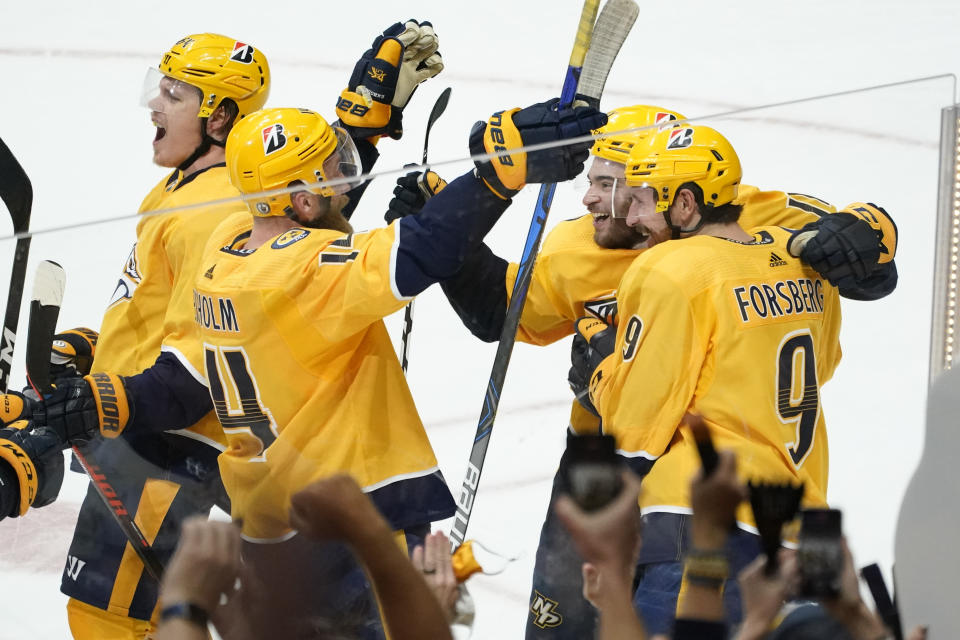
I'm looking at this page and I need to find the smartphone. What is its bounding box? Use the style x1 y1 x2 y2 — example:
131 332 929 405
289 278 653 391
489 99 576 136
561 433 623 512
798 508 844 598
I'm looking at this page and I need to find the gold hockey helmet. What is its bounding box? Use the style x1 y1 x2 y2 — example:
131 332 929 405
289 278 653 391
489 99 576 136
226 107 362 217
142 33 270 119
624 124 741 212
591 105 687 165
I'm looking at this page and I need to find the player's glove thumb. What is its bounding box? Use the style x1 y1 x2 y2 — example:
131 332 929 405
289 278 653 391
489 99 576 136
385 168 448 223
470 99 607 199
390 20 443 138
569 317 615 418
51 327 99 381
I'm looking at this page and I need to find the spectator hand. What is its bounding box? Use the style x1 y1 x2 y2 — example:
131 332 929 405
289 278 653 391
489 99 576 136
289 473 391 548
411 531 459 622
160 518 241 614
690 445 747 551
737 549 799 640
555 470 642 606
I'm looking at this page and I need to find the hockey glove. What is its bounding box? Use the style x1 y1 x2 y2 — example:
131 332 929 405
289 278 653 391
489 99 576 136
0 373 133 445
0 420 65 519
569 317 616 418
337 20 443 140
470 98 607 199
788 203 898 289
384 169 448 223
50 327 98 381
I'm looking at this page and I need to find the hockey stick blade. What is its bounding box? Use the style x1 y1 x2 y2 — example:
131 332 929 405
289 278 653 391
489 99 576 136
23 260 166 581
450 0 620 550
0 137 34 393
403 87 453 375
576 0 639 103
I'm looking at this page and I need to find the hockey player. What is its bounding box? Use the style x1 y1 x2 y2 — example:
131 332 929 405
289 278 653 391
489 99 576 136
385 103 897 639
0 101 605 637
0 23 443 639
570 123 894 635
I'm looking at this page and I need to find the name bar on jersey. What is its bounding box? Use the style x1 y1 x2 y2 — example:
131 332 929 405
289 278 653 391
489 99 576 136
193 290 240 333
733 278 825 324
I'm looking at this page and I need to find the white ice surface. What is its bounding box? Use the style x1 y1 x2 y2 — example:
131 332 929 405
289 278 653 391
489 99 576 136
0 0 959 637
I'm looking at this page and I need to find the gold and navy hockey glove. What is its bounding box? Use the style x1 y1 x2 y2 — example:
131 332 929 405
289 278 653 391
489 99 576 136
385 169 448 223
337 20 442 140
788 202 898 289
0 420 65 519
470 99 606 199
51 327 98 381
569 317 615 418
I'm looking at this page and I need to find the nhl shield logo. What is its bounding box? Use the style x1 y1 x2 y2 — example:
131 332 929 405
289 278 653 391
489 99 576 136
230 42 254 64
262 124 287 155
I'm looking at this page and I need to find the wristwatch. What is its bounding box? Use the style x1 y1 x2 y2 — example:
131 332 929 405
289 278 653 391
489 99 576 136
159 601 209 629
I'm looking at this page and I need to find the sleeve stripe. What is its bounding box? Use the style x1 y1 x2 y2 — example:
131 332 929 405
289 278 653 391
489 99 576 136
640 505 763 536
615 447 659 461
160 344 207 386
361 465 441 493
165 428 226 452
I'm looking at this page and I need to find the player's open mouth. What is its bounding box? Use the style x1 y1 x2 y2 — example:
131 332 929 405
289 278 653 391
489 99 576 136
154 126 166 142
592 213 610 225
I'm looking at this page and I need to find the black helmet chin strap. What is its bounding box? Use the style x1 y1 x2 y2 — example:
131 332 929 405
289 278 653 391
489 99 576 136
177 117 226 173
663 207 706 240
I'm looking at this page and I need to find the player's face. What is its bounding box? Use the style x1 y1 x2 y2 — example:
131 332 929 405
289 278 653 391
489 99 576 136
147 77 204 168
626 186 671 246
294 191 352 233
582 158 647 250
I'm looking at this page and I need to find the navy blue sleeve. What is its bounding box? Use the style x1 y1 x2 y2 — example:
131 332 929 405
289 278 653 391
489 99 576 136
340 136 380 221
394 171 511 297
122 351 212 434
439 243 508 342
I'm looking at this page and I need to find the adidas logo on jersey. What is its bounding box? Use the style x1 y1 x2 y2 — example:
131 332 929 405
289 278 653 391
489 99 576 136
204 264 216 279
530 591 563 628
769 252 788 267
65 555 86 581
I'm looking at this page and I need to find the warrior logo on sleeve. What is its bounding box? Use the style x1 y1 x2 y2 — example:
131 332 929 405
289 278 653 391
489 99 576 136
583 293 619 326
106 244 143 309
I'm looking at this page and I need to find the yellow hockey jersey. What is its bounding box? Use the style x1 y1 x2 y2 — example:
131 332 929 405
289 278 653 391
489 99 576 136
590 226 842 528
93 165 246 448
170 212 454 541
503 186 835 434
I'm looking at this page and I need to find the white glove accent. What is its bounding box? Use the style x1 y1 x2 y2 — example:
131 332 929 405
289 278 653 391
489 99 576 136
393 21 443 108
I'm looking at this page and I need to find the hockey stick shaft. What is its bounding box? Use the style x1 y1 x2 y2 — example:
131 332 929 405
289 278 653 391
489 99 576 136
25 263 166 582
0 137 33 393
401 87 453 375
450 0 617 549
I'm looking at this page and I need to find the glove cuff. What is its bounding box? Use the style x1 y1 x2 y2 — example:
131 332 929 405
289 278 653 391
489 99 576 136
84 373 133 438
469 110 525 199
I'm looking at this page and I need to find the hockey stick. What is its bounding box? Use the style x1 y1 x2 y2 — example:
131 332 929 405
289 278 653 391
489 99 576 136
400 86 452 375
0 137 33 393
24 260 166 581
450 0 639 548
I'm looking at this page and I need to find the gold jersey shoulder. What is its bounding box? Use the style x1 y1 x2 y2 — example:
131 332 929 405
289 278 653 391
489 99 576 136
594 226 843 527
185 219 446 540
94 165 246 448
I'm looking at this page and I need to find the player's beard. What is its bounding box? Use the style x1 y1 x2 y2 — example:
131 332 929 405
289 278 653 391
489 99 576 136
298 194 352 233
593 215 647 250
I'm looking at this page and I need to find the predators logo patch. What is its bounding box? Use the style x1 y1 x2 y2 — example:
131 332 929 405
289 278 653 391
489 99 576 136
530 591 563 628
